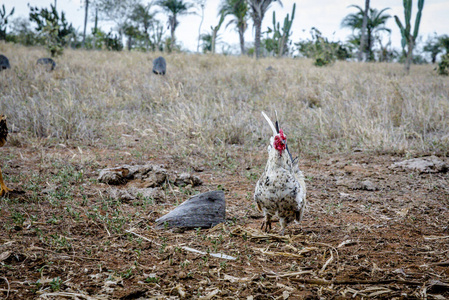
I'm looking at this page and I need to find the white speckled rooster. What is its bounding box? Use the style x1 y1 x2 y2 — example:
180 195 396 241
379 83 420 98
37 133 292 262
254 111 306 235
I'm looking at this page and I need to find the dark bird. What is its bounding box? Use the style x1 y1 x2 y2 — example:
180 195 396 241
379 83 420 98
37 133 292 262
0 55 11 71
152 56 166 75
37 57 56 71
254 111 306 235
0 115 11 196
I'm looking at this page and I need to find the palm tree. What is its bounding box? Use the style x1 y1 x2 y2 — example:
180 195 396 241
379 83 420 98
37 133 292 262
219 0 249 55
358 0 369 61
156 0 193 49
131 3 156 50
248 0 282 59
341 5 391 61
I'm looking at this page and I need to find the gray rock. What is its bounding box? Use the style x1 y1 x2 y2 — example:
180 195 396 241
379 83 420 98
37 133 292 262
152 56 166 75
37 57 56 71
390 156 447 173
0 54 10 70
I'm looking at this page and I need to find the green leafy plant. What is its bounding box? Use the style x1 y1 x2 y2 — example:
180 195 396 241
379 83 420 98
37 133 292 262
296 27 350 66
437 53 449 76
29 4 75 57
50 277 62 291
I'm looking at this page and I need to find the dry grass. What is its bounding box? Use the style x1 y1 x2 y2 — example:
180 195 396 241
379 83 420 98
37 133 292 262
1 43 448 158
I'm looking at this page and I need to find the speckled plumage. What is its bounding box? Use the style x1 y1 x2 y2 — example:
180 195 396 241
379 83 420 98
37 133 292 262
254 113 306 235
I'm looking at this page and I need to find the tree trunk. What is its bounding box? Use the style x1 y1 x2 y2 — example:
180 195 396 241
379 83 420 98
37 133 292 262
92 8 98 49
211 30 217 54
405 39 414 74
170 14 177 50
367 28 372 61
127 36 132 51
358 0 370 62
239 26 245 55
82 0 89 48
254 17 262 59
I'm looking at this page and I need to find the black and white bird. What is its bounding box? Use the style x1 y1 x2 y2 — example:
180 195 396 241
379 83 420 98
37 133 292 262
254 111 306 235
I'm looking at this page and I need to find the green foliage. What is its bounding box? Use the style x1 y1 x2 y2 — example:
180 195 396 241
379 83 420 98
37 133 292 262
263 3 295 57
439 35 449 53
50 277 62 291
0 4 15 40
437 53 449 76
29 4 75 57
104 30 123 51
295 28 350 66
423 34 443 63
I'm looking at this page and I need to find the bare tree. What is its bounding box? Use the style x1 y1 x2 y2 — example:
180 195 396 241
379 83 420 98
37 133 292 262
82 0 89 48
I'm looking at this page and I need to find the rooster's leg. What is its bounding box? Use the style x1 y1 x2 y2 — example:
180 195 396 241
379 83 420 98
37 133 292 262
0 167 11 197
279 218 286 236
261 214 272 233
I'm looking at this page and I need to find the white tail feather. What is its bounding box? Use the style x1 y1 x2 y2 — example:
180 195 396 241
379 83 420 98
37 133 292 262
261 111 277 136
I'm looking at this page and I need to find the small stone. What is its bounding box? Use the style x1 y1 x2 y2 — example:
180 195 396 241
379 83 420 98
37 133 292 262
174 173 202 187
360 180 377 191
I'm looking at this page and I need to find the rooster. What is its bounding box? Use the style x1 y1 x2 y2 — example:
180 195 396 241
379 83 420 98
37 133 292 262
254 111 306 235
0 115 11 197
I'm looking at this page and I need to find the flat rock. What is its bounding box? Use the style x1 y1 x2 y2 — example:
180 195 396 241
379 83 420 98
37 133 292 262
98 164 167 185
156 190 225 229
390 156 447 173
174 173 202 187
109 187 165 203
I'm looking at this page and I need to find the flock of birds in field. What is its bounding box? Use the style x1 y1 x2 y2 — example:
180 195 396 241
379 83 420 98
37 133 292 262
0 53 168 75
0 53 306 235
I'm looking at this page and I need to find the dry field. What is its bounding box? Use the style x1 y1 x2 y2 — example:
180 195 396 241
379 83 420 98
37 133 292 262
0 43 449 299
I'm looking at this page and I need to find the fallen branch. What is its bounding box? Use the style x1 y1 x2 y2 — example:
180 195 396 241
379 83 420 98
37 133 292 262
38 292 102 299
257 247 318 259
181 246 236 261
319 249 334 274
125 229 161 246
423 235 449 241
126 229 236 260
0 277 10 299
266 270 313 278
288 278 445 288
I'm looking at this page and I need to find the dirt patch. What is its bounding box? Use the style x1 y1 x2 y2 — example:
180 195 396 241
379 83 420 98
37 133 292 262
0 146 448 299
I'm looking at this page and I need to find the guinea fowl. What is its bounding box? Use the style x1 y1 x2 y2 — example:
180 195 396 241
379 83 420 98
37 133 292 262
0 115 11 196
254 111 306 235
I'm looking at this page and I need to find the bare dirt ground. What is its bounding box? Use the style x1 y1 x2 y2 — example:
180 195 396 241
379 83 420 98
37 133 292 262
1 144 448 299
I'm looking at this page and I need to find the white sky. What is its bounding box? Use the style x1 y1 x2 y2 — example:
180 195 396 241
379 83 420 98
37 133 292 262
4 0 449 54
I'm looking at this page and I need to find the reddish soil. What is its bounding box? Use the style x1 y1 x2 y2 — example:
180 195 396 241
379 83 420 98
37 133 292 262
0 145 448 299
